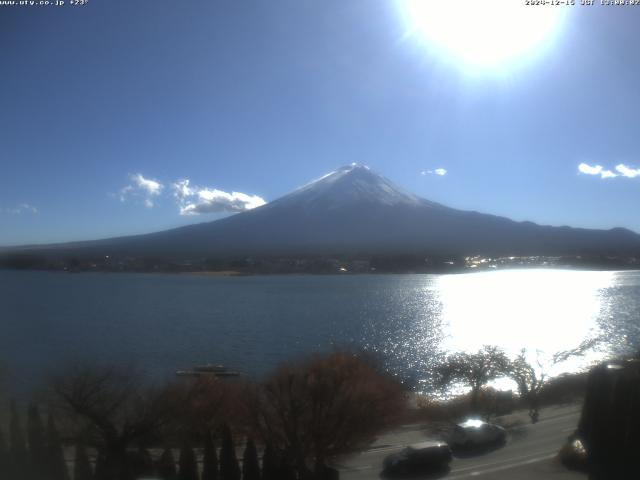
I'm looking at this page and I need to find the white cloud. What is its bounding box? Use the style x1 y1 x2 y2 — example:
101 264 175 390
2 203 38 215
119 173 164 207
577 163 617 179
421 168 447 176
578 163 603 175
132 173 163 195
173 178 194 199
578 162 640 180
615 163 640 178
172 179 266 215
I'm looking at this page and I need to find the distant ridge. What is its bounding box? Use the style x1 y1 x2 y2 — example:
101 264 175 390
4 164 640 260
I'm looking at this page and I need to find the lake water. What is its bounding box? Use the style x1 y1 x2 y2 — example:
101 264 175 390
1 269 639 393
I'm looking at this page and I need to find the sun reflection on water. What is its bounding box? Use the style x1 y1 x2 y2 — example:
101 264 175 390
434 269 616 378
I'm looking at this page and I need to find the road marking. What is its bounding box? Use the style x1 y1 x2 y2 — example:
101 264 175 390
451 450 557 473
451 450 552 473
448 453 556 478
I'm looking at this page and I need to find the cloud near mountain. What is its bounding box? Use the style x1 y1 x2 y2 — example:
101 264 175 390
120 173 164 207
117 173 266 214
172 179 266 215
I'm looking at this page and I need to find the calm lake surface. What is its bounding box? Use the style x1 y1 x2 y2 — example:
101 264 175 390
1 269 639 392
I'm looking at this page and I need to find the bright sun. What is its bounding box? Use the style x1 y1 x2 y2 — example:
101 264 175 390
399 0 567 68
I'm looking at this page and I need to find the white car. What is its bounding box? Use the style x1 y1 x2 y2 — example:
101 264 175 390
450 419 507 451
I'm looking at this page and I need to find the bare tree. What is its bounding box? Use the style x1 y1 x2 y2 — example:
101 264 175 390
201 432 219 480
509 338 601 423
219 423 240 480
0 423 9 479
551 337 601 364
9 400 28 478
436 345 510 413
178 441 198 480
28 404 48 480
245 352 406 476
260 443 278 480
242 438 260 480
508 349 546 423
74 443 94 480
157 448 178 480
50 364 181 480
47 413 70 480
173 376 242 441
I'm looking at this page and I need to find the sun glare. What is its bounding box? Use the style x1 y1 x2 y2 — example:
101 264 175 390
435 269 614 374
399 0 567 69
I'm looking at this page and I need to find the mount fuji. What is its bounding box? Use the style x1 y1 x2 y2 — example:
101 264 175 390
7 164 640 260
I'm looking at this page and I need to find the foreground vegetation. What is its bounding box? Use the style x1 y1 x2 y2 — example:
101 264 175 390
0 343 602 480
0 352 405 480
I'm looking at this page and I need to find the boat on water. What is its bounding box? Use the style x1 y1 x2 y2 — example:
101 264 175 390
193 364 227 373
176 364 241 378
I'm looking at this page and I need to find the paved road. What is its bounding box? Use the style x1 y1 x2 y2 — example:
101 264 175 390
338 404 586 480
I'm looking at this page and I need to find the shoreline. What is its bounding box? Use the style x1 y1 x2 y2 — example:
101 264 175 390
178 270 247 277
2 265 640 277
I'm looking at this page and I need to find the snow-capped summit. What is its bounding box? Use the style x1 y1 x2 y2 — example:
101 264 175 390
273 164 437 211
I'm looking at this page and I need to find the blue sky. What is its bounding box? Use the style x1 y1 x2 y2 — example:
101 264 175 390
1 0 640 246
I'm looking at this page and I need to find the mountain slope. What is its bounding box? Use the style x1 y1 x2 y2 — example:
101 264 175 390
7 165 640 259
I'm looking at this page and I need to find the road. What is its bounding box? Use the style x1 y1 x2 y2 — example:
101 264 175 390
338 404 586 480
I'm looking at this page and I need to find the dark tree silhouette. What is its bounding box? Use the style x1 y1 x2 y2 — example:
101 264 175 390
246 352 405 475
94 452 107 480
202 432 219 480
277 454 297 480
74 443 94 480
507 340 599 424
51 365 179 480
178 442 198 480
0 425 9 479
128 446 155 479
219 424 240 480
9 400 28 477
176 376 243 438
138 447 155 478
437 346 510 413
260 443 278 480
508 349 547 423
157 448 178 480
242 438 260 480
314 460 340 480
28 404 48 479
47 413 70 480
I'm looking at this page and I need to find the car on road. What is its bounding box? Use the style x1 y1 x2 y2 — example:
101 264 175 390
382 441 452 476
450 418 507 451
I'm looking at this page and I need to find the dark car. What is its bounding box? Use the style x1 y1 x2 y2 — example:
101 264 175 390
450 418 507 451
382 441 452 476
